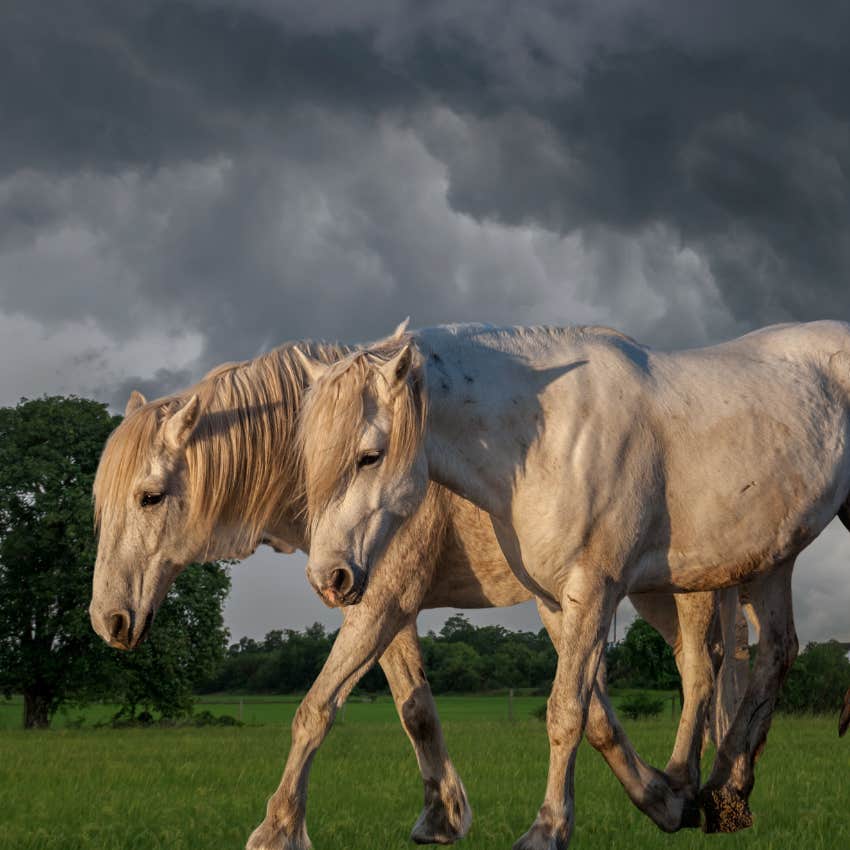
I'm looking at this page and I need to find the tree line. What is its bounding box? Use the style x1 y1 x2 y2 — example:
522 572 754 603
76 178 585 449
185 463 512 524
2 395 849 728
209 615 850 716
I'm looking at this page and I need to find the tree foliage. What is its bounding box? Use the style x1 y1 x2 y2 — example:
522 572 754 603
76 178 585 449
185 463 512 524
0 396 230 727
111 562 231 719
0 397 120 727
207 614 559 695
778 640 850 714
606 617 681 691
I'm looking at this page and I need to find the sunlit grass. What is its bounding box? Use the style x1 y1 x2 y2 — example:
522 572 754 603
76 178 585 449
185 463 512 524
0 698 847 849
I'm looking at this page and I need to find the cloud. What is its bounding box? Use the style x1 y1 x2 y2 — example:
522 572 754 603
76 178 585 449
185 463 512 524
2 0 850 641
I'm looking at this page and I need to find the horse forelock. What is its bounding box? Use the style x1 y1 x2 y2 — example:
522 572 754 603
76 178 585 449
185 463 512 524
94 341 347 550
298 339 428 526
93 400 167 531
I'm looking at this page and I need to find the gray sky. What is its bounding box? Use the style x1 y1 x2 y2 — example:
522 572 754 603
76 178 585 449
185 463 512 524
2 0 850 644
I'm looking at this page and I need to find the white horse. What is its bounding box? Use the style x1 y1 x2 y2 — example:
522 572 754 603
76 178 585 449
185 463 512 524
297 319 850 848
89 340 746 850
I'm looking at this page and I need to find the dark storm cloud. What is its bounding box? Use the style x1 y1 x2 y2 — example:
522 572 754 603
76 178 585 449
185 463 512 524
3 1 850 640
2 0 849 358
107 366 196 410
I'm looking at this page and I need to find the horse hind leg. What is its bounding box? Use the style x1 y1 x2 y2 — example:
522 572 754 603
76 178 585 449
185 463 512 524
699 561 798 834
840 690 850 738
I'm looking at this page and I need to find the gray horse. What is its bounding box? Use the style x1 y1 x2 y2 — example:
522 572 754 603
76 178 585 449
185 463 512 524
297 320 850 848
89 339 746 850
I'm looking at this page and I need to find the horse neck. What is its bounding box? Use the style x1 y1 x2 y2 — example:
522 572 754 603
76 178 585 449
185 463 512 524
419 330 542 520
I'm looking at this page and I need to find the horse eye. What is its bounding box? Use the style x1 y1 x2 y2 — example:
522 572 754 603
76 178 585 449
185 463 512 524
357 451 383 469
140 492 164 508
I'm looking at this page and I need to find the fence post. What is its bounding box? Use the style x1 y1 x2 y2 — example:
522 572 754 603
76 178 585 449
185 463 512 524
508 688 515 722
239 697 243 723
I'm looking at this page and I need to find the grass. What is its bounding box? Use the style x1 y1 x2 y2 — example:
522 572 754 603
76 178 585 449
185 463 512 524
0 697 847 849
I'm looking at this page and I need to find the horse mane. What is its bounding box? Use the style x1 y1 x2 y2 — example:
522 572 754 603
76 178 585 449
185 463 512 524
94 340 347 552
298 336 428 525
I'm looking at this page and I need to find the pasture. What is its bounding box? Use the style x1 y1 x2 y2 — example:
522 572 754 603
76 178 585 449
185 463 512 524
1 695 847 850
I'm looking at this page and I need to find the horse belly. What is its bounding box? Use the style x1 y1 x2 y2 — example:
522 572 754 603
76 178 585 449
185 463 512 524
633 490 840 593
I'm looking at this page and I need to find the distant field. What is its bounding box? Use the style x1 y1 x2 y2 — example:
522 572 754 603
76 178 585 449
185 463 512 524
0 692 600 729
0 691 679 730
1 697 847 850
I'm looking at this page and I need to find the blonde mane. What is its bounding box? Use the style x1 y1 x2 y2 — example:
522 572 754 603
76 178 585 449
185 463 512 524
94 341 347 552
298 338 428 524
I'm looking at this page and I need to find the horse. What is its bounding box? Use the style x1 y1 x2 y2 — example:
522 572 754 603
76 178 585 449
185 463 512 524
296 319 850 848
90 339 747 850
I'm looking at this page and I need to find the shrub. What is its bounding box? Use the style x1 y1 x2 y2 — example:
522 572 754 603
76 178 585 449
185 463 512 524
619 693 665 720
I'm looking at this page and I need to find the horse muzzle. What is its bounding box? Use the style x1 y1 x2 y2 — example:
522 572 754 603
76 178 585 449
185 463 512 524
91 606 155 650
310 561 368 607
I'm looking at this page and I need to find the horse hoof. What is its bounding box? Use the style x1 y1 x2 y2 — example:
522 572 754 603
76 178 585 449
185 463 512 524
410 780 473 844
245 820 312 850
678 797 702 830
512 818 569 850
699 786 754 834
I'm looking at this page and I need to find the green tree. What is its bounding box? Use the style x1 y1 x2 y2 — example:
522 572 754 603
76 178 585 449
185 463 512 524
0 396 230 727
607 617 680 691
0 397 120 727
778 641 850 714
113 561 230 719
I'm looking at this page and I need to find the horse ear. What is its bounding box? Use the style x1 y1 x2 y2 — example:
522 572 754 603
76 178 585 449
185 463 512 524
125 390 147 417
162 394 201 453
391 317 410 340
379 343 414 395
292 347 329 385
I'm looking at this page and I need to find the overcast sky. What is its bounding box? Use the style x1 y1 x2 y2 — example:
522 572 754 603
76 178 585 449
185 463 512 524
2 0 850 645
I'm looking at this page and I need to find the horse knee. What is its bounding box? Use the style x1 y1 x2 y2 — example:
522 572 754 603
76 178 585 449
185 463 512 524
585 703 617 751
292 699 332 746
547 693 583 744
401 684 438 742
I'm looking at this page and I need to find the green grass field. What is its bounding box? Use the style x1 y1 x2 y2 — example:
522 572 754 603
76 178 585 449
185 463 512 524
1 696 848 849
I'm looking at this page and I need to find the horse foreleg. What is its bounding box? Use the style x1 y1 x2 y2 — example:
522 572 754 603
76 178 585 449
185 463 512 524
536 600 688 833
699 560 797 834
246 607 407 850
379 621 472 844
514 577 616 850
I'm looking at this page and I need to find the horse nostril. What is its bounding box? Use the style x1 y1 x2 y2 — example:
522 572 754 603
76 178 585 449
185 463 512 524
330 568 351 594
107 610 132 646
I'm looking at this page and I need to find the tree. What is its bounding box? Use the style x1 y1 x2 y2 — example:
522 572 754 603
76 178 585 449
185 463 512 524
0 397 120 727
778 641 850 714
0 396 230 727
606 617 681 691
112 561 230 719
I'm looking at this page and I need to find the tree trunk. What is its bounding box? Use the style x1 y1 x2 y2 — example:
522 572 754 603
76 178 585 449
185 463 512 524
23 690 51 729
